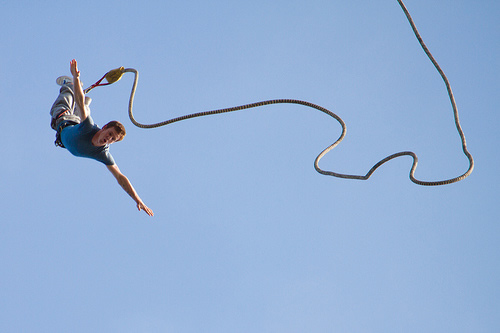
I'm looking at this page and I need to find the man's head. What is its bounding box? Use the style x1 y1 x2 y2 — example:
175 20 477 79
93 121 126 146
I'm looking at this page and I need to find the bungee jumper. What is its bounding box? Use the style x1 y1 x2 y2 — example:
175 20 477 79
50 59 154 217
50 0 474 213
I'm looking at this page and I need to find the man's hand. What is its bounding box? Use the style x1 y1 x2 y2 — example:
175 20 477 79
70 59 80 78
137 201 154 216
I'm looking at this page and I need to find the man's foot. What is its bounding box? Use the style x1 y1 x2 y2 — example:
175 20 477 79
56 76 73 86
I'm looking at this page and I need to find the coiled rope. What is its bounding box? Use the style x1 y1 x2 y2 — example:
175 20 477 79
88 0 474 186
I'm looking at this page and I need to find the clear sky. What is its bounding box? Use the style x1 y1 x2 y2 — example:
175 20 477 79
1 0 498 332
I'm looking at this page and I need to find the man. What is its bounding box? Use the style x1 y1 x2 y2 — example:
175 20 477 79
50 59 154 216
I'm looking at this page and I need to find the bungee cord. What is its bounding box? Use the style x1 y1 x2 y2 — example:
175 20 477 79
85 0 473 186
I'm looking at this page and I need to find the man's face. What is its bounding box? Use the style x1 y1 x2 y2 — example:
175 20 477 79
96 127 120 146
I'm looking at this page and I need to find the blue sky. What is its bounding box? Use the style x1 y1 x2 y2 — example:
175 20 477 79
1 0 498 332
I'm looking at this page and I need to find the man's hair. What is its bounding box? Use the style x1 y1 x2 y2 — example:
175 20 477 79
104 121 126 141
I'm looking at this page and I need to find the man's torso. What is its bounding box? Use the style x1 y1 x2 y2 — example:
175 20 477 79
61 116 115 165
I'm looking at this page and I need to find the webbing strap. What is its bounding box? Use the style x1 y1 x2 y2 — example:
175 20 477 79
84 73 111 94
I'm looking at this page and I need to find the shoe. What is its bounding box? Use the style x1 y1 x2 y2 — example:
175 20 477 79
56 76 73 86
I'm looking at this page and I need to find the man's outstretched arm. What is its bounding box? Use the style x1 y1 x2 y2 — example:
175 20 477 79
107 164 154 216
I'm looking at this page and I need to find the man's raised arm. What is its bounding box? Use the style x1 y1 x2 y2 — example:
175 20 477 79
69 59 89 121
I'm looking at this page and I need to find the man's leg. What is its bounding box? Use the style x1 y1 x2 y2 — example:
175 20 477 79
50 84 80 130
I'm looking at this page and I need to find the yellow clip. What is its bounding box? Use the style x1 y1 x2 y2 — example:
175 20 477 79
105 66 125 84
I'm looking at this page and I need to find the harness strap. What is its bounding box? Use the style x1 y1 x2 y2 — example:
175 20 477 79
54 120 78 148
